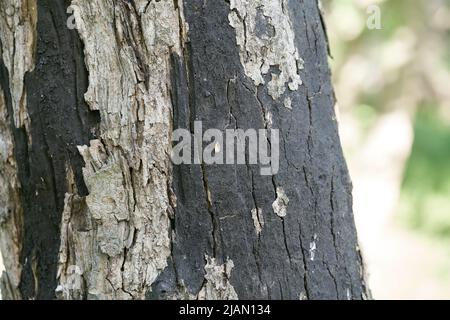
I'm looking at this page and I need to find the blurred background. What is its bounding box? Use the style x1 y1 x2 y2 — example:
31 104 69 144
324 0 450 299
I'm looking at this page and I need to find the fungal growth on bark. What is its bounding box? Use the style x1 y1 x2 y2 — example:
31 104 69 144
0 0 369 300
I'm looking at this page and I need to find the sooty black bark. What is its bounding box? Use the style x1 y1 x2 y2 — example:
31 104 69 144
0 0 99 299
151 0 368 299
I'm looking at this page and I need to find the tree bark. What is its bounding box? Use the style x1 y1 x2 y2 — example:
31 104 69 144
0 0 369 300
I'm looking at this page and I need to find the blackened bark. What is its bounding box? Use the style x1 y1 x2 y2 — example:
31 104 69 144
153 0 368 300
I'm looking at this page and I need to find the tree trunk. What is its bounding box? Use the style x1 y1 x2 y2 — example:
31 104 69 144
0 0 369 300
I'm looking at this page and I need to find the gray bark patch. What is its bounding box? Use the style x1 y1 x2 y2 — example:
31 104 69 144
0 0 100 299
228 0 304 100
56 0 186 299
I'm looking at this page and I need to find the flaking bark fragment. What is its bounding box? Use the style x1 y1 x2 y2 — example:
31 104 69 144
0 0 36 129
0 80 22 300
272 187 289 218
197 256 238 300
0 0 37 299
228 0 304 100
55 0 187 299
251 208 264 235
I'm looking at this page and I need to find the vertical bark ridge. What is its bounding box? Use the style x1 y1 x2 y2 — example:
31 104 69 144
0 0 37 300
0 0 100 299
56 0 186 299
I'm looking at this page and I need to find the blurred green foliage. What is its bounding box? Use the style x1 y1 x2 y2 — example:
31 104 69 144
400 108 450 237
325 0 450 298
354 103 377 133
325 0 450 240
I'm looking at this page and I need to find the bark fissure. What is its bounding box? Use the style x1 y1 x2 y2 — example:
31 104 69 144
56 0 186 299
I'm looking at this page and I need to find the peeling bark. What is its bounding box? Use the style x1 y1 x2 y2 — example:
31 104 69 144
55 0 185 299
0 0 37 300
0 72 22 300
272 187 289 218
0 0 369 300
1 0 100 299
197 256 238 300
0 0 36 129
228 0 304 101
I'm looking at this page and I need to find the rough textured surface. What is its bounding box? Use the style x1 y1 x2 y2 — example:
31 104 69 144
1 0 100 299
251 208 264 235
272 187 289 218
0 0 36 129
228 0 304 101
0 0 369 300
153 0 369 299
197 256 238 300
0 0 37 300
0 71 22 300
55 0 186 299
